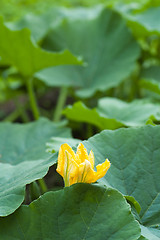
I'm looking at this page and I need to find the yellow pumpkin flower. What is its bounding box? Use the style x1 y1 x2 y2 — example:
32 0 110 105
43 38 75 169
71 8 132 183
56 143 111 187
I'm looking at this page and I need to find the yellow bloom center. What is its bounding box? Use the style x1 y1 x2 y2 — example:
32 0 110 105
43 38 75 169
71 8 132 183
56 143 111 187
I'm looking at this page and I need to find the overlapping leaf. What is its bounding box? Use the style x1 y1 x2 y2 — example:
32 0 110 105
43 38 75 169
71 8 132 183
126 6 160 38
140 225 160 240
0 17 82 77
46 136 81 153
63 98 160 130
63 101 124 130
0 184 141 240
35 5 140 98
0 118 71 216
6 7 66 42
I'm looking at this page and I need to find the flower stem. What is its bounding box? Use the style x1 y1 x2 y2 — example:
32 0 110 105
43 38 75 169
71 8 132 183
53 87 68 122
26 77 40 120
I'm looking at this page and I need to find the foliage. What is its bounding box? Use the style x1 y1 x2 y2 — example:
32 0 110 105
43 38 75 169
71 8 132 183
36 6 140 98
0 1 160 239
0 118 71 216
0 184 141 240
63 99 160 129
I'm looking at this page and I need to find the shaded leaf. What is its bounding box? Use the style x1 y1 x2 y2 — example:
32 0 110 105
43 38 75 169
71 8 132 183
125 195 141 214
141 66 160 82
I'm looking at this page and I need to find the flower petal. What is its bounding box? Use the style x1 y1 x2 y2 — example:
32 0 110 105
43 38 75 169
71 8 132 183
56 143 76 177
88 150 94 168
76 143 89 164
94 159 111 182
56 143 111 187
78 160 95 183
63 150 79 187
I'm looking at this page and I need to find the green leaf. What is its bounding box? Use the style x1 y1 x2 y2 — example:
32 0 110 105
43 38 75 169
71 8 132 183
125 196 141 214
0 118 71 164
82 125 160 228
140 78 160 96
0 156 54 217
140 225 160 240
35 6 140 98
63 99 160 130
97 98 160 126
6 14 50 43
140 66 160 96
138 237 147 240
63 101 124 130
113 0 151 16
6 7 65 42
46 136 81 153
141 66 160 81
0 118 71 216
0 17 82 77
126 6 160 38
0 184 141 240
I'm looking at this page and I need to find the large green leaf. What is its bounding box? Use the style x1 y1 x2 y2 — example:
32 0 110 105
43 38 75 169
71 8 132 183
35 6 140 98
0 118 71 164
82 125 160 234
63 99 160 130
0 18 82 77
0 184 141 240
7 6 97 42
0 118 71 216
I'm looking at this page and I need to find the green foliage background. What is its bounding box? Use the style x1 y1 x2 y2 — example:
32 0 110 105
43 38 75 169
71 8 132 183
0 0 160 239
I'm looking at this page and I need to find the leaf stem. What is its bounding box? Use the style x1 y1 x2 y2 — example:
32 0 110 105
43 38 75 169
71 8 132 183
26 77 40 120
3 109 20 122
38 179 48 194
53 87 68 122
30 181 41 201
14 98 29 123
86 124 93 139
